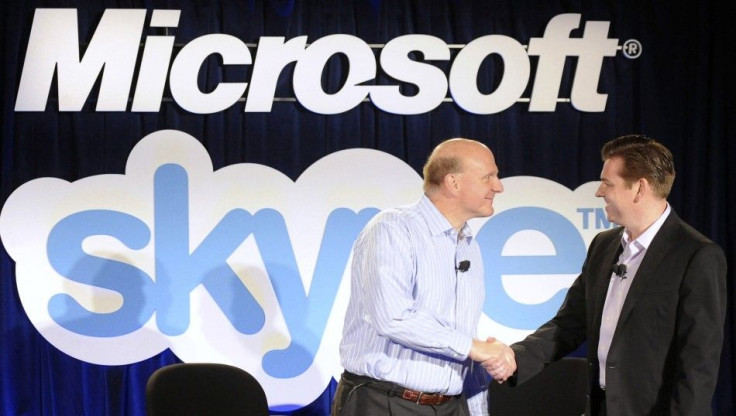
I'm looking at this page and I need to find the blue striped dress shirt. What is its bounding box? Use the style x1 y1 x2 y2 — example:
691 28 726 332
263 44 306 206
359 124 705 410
340 195 487 412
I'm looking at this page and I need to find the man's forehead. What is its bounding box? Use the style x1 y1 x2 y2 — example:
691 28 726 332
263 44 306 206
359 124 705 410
601 157 624 178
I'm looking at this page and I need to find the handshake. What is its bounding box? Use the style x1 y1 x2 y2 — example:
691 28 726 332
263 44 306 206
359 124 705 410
469 337 516 383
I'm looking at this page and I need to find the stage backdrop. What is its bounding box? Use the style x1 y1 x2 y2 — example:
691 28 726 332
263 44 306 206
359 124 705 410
1 1 734 415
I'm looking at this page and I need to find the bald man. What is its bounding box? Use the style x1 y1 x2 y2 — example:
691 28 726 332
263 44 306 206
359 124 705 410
332 138 513 416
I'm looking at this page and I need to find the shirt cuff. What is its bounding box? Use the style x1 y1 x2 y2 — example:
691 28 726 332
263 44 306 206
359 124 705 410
449 333 473 361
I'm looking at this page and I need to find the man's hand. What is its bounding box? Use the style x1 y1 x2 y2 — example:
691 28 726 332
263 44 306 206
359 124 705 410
469 337 516 383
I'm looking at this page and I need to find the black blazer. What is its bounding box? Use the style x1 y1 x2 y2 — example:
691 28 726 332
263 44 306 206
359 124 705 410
511 210 727 416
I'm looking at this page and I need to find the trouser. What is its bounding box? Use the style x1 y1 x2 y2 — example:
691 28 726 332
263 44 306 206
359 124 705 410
331 371 469 416
591 386 606 416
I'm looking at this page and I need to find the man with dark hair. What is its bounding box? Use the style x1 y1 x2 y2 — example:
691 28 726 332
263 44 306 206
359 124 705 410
332 138 514 416
507 135 727 415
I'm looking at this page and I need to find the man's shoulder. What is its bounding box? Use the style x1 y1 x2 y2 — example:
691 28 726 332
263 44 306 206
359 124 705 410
373 202 423 224
359 202 425 236
665 216 725 259
670 216 714 244
593 226 624 246
598 226 623 238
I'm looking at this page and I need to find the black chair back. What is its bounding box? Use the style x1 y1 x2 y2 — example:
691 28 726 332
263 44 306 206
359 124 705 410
146 363 269 416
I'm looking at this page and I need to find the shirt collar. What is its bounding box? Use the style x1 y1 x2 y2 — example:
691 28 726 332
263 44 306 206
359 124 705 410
419 195 474 243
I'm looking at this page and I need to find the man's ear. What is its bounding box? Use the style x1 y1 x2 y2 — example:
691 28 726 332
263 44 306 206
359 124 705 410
634 178 648 202
444 173 460 194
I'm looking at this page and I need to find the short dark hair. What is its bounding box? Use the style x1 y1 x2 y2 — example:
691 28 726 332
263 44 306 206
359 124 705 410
601 134 675 198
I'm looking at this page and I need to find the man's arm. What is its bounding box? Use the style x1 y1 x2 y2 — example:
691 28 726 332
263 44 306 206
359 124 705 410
354 217 474 359
670 243 727 414
510 244 592 384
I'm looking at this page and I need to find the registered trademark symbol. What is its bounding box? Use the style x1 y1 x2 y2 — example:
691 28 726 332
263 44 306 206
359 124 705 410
622 39 642 59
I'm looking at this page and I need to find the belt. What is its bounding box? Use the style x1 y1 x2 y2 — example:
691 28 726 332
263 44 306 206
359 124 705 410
342 371 459 406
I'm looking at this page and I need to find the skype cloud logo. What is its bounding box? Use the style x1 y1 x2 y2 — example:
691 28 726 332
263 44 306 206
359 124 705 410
0 129 609 407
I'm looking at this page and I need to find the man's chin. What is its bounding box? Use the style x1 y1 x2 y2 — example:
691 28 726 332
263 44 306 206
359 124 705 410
604 207 614 222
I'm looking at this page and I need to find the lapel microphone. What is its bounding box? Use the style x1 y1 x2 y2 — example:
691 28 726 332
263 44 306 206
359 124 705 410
457 260 470 273
611 263 627 278
610 240 626 278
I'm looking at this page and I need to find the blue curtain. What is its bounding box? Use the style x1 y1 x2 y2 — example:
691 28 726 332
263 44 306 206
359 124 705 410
1 0 734 415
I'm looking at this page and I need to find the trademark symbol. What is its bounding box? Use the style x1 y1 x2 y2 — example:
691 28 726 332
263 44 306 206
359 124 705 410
622 39 642 59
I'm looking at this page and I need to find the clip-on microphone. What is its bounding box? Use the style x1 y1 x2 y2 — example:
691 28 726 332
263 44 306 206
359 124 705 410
457 260 470 273
611 263 627 278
